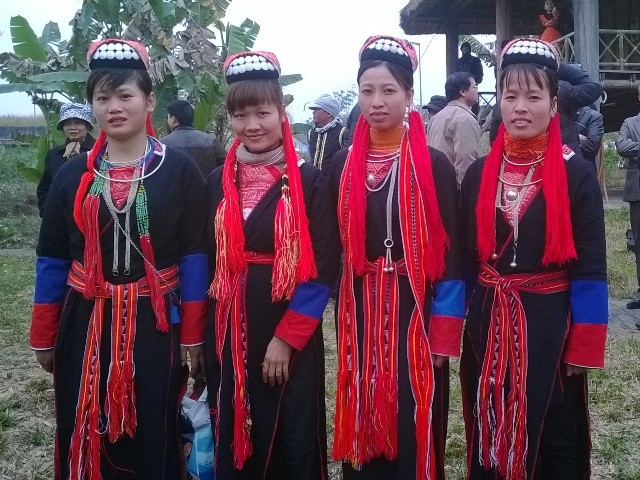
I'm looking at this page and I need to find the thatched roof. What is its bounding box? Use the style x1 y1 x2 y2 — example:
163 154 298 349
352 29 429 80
400 0 546 36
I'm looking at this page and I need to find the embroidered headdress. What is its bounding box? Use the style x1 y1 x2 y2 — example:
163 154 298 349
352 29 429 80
333 34 448 480
210 50 317 470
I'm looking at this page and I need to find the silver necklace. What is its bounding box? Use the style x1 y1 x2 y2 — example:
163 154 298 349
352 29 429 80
494 160 540 268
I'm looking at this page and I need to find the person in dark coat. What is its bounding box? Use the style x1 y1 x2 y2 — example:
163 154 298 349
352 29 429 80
458 41 484 85
307 94 346 172
36 103 95 216
615 86 640 312
343 102 361 147
575 105 604 170
205 50 340 480
461 38 607 480
30 38 208 478
327 35 464 480
162 99 227 177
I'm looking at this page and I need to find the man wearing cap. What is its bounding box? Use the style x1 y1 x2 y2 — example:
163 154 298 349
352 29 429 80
307 93 346 172
422 94 448 126
162 99 227 177
427 72 480 186
36 102 95 216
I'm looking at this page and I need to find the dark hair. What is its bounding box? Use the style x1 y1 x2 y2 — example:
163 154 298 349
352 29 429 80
226 79 283 113
356 60 413 91
500 63 558 98
444 72 474 101
86 68 153 102
460 42 471 50
167 99 194 126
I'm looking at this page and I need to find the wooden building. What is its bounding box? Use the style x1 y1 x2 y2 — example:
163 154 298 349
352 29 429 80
399 0 640 131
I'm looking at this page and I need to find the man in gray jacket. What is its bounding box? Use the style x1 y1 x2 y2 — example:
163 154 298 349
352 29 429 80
162 99 227 177
427 71 480 186
615 85 640 314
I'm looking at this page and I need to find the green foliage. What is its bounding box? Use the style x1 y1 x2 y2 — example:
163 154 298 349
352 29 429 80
10 16 48 62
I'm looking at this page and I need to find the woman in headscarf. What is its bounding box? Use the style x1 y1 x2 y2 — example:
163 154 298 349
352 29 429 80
204 50 340 479
30 38 208 478
327 35 465 480
460 38 607 480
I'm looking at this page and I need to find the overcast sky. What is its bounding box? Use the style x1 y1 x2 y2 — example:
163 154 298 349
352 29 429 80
0 0 495 122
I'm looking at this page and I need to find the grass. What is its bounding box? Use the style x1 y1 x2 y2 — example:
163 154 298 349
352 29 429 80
0 146 41 248
0 115 45 128
605 207 638 299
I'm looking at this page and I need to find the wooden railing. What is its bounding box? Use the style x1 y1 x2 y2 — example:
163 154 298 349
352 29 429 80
552 29 640 72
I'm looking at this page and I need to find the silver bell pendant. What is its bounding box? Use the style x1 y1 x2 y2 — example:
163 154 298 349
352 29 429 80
491 253 498 260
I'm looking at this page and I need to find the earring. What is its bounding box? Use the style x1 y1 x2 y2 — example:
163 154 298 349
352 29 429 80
403 105 409 128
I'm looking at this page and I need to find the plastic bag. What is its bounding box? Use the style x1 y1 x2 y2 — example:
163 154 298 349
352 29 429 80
180 384 215 480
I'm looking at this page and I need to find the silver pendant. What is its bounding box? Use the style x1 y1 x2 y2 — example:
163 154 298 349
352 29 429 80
510 261 517 268
505 189 518 201
366 173 376 187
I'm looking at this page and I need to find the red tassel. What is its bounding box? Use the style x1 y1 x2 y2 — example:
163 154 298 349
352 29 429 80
338 116 369 276
82 195 104 299
210 140 245 300
541 114 577 265
145 113 156 137
140 235 168 332
281 117 317 283
272 193 298 300
408 110 448 283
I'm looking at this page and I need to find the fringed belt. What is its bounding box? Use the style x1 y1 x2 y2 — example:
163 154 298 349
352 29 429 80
335 256 436 474
214 251 275 471
476 262 569 480
66 260 178 479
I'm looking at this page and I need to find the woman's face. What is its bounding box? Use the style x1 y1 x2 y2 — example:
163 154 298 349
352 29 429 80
230 101 284 153
358 64 413 132
500 73 557 140
62 119 88 142
91 79 155 142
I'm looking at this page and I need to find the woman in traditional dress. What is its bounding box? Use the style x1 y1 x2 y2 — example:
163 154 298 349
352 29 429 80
204 51 340 479
460 38 608 480
30 38 208 478
326 35 465 480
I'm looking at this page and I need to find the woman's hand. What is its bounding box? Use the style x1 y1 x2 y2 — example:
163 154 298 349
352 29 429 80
181 344 205 379
35 350 54 373
432 354 448 369
565 363 587 376
262 336 293 386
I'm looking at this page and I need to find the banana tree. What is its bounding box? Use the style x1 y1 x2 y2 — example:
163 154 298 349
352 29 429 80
0 0 264 181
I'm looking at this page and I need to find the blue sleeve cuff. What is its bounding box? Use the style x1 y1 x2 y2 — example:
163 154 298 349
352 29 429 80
570 280 608 325
431 280 465 319
178 253 209 302
34 256 71 303
287 281 332 321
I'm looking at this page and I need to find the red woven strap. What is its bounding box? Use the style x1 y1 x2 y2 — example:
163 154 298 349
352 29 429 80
476 262 569 479
213 250 274 471
68 260 178 297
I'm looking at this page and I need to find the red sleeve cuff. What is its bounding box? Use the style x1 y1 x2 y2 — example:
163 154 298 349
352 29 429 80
274 310 320 351
428 315 464 357
180 301 207 345
563 323 607 368
30 303 61 349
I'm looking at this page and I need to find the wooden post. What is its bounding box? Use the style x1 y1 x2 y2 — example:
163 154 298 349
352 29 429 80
445 17 459 77
573 0 600 86
495 0 512 96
